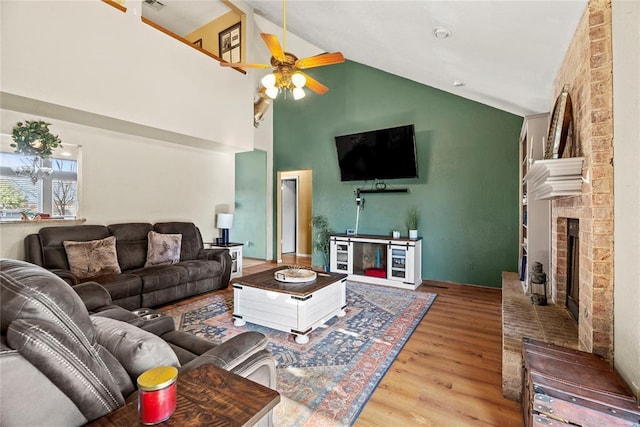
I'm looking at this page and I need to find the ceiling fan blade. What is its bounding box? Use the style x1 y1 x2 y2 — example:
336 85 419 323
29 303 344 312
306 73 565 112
300 72 329 95
295 52 345 69
261 33 286 63
220 62 272 69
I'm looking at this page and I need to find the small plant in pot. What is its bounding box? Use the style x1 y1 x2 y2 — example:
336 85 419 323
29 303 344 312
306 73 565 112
406 207 420 239
311 214 332 271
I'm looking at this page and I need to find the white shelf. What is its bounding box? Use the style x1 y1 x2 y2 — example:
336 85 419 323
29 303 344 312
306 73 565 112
524 157 584 200
518 114 550 291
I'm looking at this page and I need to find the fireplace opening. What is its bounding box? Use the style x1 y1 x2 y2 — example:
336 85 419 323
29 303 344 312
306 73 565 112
566 219 579 321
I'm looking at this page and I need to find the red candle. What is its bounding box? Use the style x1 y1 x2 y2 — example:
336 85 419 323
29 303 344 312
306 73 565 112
137 366 178 425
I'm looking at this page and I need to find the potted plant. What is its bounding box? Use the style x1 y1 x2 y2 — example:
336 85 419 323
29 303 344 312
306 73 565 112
11 120 62 158
406 207 420 239
311 214 332 271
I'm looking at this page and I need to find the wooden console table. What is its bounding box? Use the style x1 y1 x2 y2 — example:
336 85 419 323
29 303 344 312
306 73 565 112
89 363 279 426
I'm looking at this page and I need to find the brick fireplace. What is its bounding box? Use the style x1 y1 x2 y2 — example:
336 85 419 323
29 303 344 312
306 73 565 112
502 0 614 401
550 0 614 362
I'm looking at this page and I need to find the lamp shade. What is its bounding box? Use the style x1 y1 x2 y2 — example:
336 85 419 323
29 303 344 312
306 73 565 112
216 213 234 229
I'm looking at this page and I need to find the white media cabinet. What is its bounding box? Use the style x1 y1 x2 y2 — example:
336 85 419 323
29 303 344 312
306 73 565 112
329 234 422 290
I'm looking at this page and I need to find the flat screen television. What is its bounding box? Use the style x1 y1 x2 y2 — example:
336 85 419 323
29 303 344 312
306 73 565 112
334 124 418 182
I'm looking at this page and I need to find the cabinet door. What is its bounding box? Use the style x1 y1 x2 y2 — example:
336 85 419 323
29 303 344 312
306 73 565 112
330 238 352 274
230 247 242 278
387 243 414 282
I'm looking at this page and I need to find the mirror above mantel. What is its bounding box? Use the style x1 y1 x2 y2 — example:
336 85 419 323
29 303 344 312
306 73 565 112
104 0 245 66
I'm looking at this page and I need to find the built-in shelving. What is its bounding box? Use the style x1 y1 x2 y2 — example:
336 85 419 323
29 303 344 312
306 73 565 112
518 114 550 289
524 157 585 200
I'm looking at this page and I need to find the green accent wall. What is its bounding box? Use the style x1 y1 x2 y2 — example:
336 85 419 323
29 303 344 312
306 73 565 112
274 61 523 287
234 149 267 259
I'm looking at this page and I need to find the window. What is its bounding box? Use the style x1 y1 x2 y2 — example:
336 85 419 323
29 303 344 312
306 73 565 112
0 146 80 222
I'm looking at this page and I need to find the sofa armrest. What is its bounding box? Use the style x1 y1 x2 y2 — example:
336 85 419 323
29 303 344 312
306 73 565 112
180 331 268 372
230 349 277 389
51 269 79 286
72 281 113 311
198 247 227 261
199 248 232 286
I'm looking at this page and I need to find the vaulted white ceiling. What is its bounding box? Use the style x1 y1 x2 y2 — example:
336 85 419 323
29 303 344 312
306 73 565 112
245 0 587 117
144 0 588 117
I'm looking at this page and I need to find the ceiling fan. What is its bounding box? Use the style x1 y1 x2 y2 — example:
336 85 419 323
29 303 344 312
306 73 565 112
220 0 344 100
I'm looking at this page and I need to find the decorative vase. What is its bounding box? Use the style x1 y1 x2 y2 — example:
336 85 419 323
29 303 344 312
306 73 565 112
409 229 418 239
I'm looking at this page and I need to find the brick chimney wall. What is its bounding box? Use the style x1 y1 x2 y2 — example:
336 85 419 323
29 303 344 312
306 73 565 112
551 0 614 361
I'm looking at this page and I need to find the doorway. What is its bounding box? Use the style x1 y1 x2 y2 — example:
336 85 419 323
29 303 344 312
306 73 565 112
276 170 313 263
281 178 297 254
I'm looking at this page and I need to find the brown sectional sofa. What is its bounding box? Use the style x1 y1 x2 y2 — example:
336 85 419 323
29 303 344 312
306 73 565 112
0 259 276 426
24 221 231 309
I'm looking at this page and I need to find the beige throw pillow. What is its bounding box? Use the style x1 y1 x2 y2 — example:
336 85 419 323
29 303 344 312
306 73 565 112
145 231 182 267
63 236 121 279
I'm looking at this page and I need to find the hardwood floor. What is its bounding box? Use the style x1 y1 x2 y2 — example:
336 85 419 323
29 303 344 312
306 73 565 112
356 280 522 427
171 256 523 426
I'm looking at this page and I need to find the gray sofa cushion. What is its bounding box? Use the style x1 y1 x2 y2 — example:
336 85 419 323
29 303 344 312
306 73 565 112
91 273 143 302
0 343 89 427
108 223 153 271
0 260 94 340
134 265 189 292
177 259 224 281
180 331 268 372
92 316 179 379
38 225 111 270
6 318 129 421
1 259 134 421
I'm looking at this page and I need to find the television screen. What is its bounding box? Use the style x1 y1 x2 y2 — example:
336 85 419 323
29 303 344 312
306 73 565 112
334 124 418 182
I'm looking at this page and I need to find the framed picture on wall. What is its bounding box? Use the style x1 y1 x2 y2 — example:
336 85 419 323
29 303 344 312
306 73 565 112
219 23 241 63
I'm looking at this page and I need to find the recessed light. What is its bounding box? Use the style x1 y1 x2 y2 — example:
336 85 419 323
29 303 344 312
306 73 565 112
452 80 465 87
433 27 452 39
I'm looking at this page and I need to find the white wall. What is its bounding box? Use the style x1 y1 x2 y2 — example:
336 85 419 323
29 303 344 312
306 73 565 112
612 0 640 399
0 0 254 151
0 109 234 259
0 0 264 260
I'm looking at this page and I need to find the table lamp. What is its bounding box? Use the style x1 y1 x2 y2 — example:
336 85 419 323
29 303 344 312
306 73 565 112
216 213 234 244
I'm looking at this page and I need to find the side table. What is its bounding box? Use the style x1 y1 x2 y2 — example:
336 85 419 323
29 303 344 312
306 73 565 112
205 242 243 278
89 363 279 426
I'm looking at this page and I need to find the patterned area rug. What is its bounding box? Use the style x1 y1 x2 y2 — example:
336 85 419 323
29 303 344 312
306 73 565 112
163 281 437 426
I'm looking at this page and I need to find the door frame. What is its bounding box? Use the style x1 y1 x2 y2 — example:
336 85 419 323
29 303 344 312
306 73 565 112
276 170 312 263
280 176 299 256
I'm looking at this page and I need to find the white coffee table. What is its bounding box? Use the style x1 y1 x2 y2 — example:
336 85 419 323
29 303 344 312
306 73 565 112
231 268 347 344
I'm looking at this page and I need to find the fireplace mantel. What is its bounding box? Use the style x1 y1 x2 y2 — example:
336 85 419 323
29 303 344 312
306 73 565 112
524 157 585 200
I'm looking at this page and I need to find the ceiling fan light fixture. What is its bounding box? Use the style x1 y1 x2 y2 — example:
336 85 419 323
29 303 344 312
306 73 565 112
261 73 277 88
292 87 306 100
265 86 279 99
291 73 306 88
